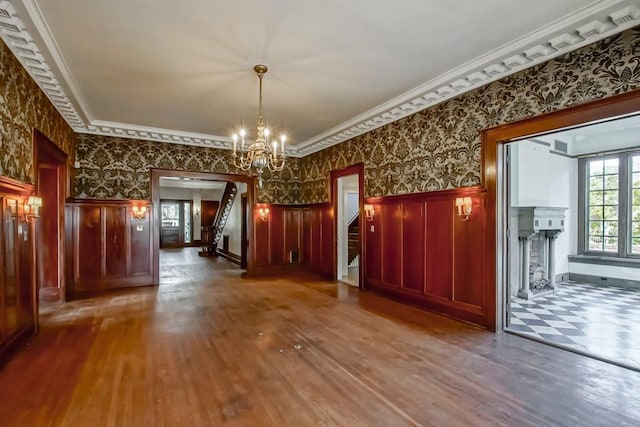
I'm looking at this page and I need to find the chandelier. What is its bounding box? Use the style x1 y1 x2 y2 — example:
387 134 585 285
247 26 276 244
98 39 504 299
231 64 286 189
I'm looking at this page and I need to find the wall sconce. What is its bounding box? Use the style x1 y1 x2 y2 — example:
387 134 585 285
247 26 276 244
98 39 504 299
258 207 270 222
193 206 201 217
24 196 43 222
455 197 472 221
364 204 375 221
7 199 18 218
131 205 147 221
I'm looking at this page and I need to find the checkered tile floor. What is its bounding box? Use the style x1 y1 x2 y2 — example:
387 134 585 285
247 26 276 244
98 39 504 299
508 282 640 369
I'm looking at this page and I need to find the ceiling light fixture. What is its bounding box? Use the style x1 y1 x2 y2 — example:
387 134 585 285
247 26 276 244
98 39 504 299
232 65 286 190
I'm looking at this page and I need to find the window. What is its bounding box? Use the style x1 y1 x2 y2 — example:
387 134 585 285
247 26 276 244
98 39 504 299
581 151 640 258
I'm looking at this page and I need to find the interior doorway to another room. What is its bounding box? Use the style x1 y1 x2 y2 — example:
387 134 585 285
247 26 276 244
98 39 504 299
332 165 364 288
159 200 192 248
34 130 67 305
152 171 253 283
501 113 640 370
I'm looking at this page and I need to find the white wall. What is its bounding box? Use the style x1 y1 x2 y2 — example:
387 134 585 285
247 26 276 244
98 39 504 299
510 141 578 276
569 262 640 282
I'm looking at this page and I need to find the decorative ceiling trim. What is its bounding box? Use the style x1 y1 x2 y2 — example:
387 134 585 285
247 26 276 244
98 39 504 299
0 0 85 128
293 0 640 156
1 0 639 158
82 120 236 151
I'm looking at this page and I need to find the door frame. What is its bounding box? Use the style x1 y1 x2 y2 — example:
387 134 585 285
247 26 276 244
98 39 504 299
330 163 365 288
483 89 640 331
241 193 248 269
159 199 194 248
150 169 255 283
33 129 68 303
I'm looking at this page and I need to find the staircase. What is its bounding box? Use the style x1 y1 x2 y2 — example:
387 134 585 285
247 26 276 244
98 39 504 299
347 213 359 266
201 182 238 255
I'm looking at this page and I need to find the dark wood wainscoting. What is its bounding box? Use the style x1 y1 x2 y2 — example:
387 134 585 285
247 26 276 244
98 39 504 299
65 199 154 294
252 203 333 278
0 176 37 366
364 187 490 328
253 194 489 328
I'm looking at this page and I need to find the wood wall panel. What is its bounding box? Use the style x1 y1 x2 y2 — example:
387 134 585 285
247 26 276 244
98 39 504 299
284 209 301 263
269 207 285 265
365 213 381 285
320 206 334 275
0 177 37 366
302 209 312 266
77 206 102 281
381 204 402 289
105 207 126 277
365 187 489 328
453 196 485 307
401 202 425 293
253 204 332 278
254 208 270 267
38 166 59 290
67 200 153 294
130 215 151 275
425 200 453 300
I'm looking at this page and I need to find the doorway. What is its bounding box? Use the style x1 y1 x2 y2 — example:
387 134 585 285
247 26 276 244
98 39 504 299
483 90 640 369
34 130 67 304
501 114 640 370
331 164 365 287
336 175 360 286
160 200 192 248
150 170 255 284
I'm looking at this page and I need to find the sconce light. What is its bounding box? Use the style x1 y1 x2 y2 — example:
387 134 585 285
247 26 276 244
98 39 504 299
7 199 18 218
455 197 472 221
131 205 147 221
194 206 201 217
23 196 43 222
258 207 270 222
364 204 375 221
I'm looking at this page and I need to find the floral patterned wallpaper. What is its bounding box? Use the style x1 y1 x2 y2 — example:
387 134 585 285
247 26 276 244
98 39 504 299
74 134 301 203
0 39 75 184
298 27 640 203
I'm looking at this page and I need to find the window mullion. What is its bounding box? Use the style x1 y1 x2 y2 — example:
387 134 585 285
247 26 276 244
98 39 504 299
619 152 629 258
578 158 586 255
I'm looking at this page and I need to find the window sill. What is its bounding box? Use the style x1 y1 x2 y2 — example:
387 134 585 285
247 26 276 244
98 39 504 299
568 255 640 269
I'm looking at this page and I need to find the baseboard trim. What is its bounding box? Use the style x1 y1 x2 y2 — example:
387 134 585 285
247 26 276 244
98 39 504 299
216 248 241 265
568 273 640 289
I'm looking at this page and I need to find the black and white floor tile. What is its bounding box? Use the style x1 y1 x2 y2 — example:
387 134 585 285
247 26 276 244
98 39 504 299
508 282 640 369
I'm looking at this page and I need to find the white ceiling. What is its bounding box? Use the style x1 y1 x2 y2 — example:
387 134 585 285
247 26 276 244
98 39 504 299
2 0 640 156
533 113 640 155
159 177 226 190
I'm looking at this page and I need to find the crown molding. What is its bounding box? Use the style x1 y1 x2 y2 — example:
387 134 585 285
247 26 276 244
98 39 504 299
1 0 639 158
0 0 85 128
81 120 234 150
293 0 640 156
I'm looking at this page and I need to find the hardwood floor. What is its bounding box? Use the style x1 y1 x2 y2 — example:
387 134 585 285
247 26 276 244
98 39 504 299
2 248 640 426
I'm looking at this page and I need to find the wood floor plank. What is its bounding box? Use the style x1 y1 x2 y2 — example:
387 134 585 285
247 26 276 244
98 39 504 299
1 247 640 426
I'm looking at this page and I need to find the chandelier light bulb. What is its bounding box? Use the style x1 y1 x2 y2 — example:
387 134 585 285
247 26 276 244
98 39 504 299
239 129 246 137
